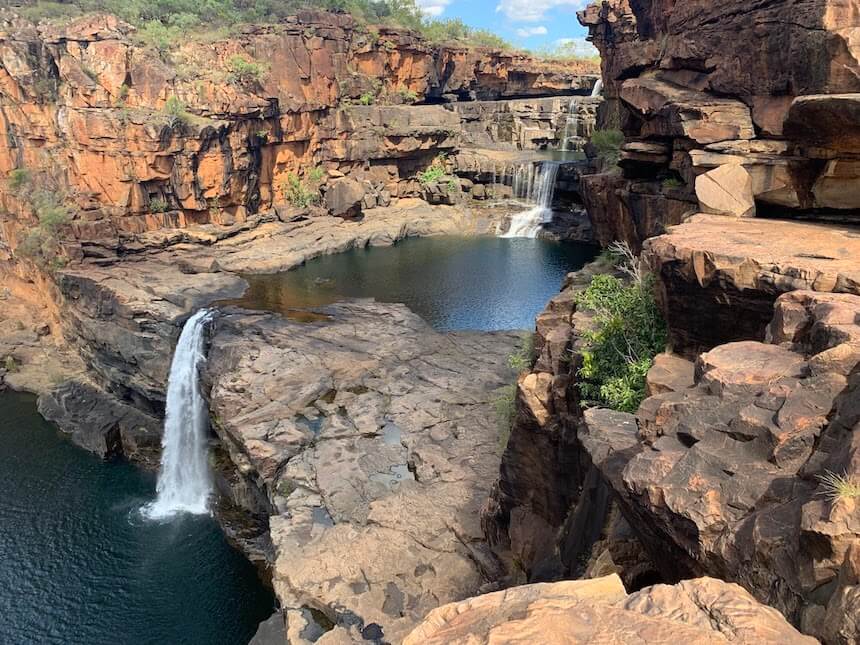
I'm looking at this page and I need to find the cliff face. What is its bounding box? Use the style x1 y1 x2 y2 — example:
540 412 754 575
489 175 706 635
483 2 860 642
0 10 598 255
578 0 860 252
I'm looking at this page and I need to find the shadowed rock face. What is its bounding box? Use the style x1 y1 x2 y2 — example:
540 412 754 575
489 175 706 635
582 291 860 641
205 303 521 644
576 0 860 249
403 575 816 645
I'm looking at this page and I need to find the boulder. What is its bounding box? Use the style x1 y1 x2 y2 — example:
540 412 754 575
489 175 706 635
325 178 365 218
695 165 756 217
403 575 815 645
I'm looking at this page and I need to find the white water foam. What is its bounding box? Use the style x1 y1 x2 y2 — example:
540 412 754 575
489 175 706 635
143 309 215 520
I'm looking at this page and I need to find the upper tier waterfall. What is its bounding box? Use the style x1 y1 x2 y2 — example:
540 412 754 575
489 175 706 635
144 309 215 520
502 161 561 239
591 78 604 97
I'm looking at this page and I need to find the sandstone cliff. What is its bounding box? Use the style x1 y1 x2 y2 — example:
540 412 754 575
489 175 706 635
0 9 598 259
482 2 860 643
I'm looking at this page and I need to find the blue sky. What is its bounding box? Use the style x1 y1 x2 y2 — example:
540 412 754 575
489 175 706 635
415 0 597 54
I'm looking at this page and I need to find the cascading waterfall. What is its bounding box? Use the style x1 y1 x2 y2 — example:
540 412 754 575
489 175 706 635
591 78 604 97
143 308 216 520
560 98 580 152
502 161 561 238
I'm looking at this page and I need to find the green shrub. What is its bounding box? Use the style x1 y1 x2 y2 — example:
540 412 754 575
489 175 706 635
226 54 268 87
150 197 168 213
358 92 375 106
591 129 624 167
508 333 536 372
163 96 190 126
280 169 324 208
397 87 419 104
576 246 667 413
136 20 181 54
662 176 684 189
8 169 31 191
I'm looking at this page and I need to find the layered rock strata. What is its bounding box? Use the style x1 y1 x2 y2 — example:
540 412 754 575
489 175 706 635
577 0 860 248
0 10 598 254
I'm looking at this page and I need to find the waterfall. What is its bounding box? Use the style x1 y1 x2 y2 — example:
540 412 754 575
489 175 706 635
502 162 561 238
560 97 580 152
144 309 215 520
591 78 604 97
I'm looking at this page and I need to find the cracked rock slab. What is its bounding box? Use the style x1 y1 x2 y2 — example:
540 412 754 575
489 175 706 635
206 302 520 643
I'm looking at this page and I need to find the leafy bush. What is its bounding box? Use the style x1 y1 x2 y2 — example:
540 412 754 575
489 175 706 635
280 169 325 208
358 92 375 106
418 155 448 185
508 333 536 372
8 169 31 191
226 54 268 87
576 243 667 413
150 197 168 213
136 20 181 54
662 176 684 189
162 95 190 126
591 129 624 167
420 18 510 49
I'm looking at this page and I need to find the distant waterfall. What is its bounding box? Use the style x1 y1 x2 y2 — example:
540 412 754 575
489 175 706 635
502 162 561 238
560 98 580 152
144 309 215 520
591 78 604 97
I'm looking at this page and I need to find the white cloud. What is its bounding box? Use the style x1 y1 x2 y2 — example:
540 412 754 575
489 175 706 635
554 37 599 57
516 26 549 38
416 0 453 17
496 0 587 22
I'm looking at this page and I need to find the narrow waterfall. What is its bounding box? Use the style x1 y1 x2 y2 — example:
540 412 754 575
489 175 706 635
502 162 561 238
591 78 604 97
144 309 215 520
560 98 580 152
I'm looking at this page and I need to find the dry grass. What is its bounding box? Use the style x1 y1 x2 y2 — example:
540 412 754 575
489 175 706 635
818 471 860 502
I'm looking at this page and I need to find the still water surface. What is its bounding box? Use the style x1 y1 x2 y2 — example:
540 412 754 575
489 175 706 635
230 236 597 331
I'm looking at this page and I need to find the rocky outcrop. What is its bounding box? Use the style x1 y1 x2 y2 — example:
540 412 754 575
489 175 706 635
205 303 520 644
576 0 860 248
404 574 815 645
0 10 598 256
482 259 634 582
581 290 860 642
643 215 860 356
454 96 600 152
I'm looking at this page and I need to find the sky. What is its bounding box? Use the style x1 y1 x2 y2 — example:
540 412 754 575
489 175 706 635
414 0 597 55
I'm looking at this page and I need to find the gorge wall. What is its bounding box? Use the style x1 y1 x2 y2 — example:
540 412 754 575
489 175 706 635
483 1 860 643
0 9 599 260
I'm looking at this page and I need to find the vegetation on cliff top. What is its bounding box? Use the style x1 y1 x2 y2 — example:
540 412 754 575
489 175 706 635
576 243 667 413
14 0 513 50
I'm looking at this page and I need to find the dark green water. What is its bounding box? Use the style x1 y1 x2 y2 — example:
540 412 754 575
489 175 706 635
230 236 598 331
0 391 275 645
